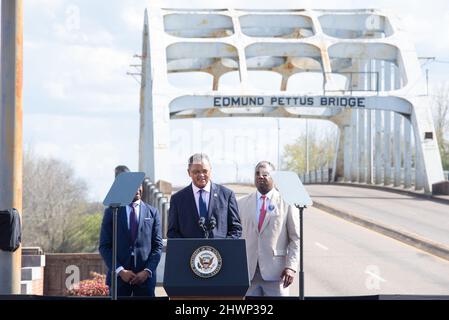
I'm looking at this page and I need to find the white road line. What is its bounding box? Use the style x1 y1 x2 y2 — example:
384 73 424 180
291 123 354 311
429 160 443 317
365 271 387 283
315 242 329 251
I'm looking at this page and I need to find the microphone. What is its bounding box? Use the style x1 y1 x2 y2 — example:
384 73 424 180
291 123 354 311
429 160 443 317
198 217 206 230
209 217 217 231
198 217 209 238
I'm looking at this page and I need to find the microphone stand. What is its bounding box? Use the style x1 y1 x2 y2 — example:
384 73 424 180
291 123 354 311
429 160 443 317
199 217 217 239
199 218 209 239
295 204 306 301
111 206 119 301
208 218 216 239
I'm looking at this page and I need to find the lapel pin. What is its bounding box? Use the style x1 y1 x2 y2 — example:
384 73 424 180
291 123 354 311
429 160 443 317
214 193 218 197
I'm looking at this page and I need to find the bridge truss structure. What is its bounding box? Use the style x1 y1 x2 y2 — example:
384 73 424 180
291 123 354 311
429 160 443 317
138 6 444 193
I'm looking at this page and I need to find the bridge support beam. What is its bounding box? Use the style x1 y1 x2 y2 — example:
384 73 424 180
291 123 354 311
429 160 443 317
351 110 358 182
383 62 392 186
384 110 392 185
366 109 373 184
393 113 402 187
344 126 351 182
358 109 366 183
415 144 425 191
374 60 383 185
409 97 443 193
375 109 383 184
139 10 171 183
333 110 352 182
404 117 413 189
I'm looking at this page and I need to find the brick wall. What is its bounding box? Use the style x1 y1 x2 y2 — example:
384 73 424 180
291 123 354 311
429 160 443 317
44 253 107 296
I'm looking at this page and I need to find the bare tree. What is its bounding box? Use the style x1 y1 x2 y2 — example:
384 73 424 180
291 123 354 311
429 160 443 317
22 150 91 252
431 83 449 169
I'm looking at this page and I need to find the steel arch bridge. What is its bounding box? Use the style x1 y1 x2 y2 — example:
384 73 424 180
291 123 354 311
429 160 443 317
138 6 444 194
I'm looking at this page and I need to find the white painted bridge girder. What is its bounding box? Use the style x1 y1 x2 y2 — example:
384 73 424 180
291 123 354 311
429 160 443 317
139 6 444 193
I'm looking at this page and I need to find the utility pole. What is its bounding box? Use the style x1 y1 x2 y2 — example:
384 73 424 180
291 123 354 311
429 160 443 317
418 57 435 96
277 118 281 169
233 160 238 183
305 119 309 174
0 0 23 295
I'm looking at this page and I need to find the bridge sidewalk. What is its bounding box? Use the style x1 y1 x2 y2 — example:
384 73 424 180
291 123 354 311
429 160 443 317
305 184 449 261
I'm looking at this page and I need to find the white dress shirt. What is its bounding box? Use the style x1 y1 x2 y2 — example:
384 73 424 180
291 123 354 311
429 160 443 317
191 181 211 216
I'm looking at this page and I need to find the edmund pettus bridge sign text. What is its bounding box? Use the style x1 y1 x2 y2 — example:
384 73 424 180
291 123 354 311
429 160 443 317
213 96 367 108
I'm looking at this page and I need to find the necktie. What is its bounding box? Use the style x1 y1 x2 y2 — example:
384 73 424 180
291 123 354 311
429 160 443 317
258 195 267 232
198 189 208 220
130 203 138 244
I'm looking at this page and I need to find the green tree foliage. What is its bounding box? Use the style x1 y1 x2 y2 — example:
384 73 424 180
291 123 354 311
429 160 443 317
59 211 103 253
283 124 337 173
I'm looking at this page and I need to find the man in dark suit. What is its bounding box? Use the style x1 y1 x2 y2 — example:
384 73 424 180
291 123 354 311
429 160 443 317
99 184 163 297
168 153 242 239
114 165 130 177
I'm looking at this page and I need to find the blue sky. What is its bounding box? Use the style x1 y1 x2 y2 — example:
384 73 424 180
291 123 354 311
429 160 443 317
23 0 449 200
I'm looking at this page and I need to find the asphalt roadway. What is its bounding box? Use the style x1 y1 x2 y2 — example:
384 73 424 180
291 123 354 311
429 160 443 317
306 184 449 248
290 206 449 297
236 184 449 297
156 184 449 297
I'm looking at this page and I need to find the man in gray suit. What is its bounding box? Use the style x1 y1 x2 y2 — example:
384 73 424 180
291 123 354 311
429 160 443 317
238 161 300 296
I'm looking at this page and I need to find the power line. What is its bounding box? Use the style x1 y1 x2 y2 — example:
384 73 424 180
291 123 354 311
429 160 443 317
419 57 435 67
418 57 449 65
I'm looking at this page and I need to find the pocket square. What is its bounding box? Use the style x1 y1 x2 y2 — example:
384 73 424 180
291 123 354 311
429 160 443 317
144 217 153 221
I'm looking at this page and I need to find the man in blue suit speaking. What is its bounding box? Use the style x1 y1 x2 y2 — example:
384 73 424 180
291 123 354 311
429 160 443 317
168 153 242 239
99 184 163 297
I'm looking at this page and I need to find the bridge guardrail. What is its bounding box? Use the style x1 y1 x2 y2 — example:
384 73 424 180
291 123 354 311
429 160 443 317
142 179 170 239
161 202 170 239
301 168 449 185
300 167 333 184
144 169 447 238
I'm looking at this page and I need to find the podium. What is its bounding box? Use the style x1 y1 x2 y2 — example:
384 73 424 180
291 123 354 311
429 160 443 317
163 239 250 299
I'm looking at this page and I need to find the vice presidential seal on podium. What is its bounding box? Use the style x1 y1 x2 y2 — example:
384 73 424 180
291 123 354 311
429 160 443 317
190 245 223 279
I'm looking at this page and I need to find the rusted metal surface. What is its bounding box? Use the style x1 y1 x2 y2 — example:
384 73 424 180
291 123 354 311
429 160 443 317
0 0 23 295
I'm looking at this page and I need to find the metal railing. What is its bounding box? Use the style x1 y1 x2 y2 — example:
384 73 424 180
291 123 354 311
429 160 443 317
143 169 447 238
142 178 170 239
301 168 449 186
300 166 333 184
143 169 446 233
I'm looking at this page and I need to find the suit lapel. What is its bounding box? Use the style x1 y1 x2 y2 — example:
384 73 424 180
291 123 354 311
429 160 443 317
247 193 258 234
208 183 217 218
187 184 200 220
138 202 146 238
